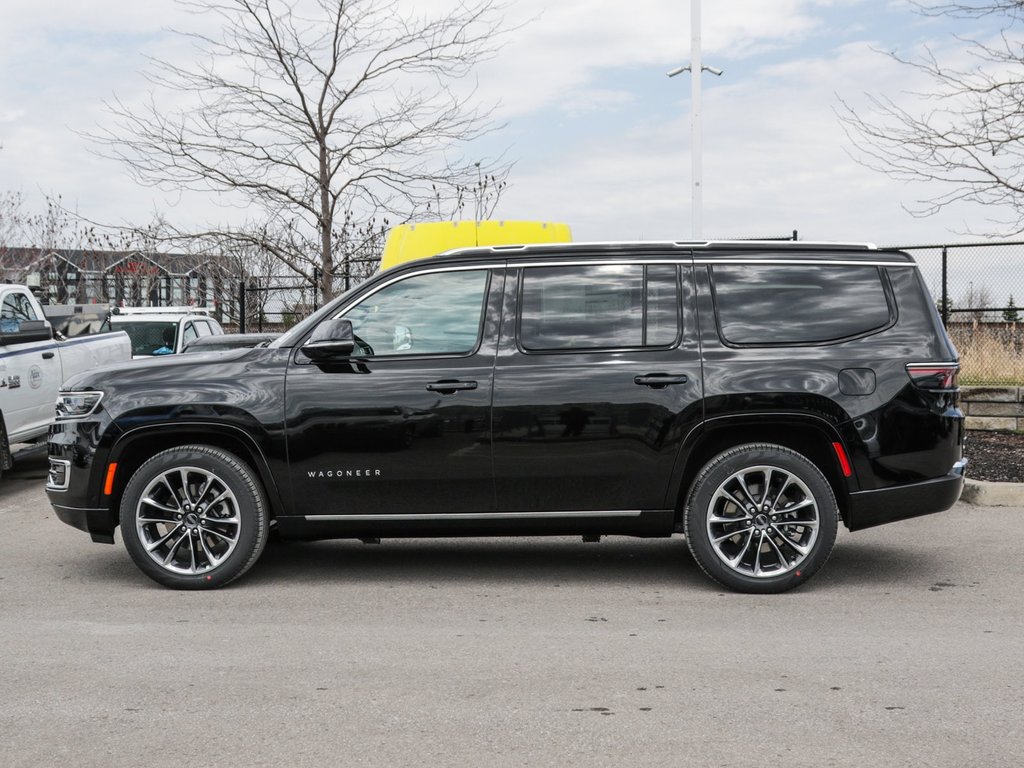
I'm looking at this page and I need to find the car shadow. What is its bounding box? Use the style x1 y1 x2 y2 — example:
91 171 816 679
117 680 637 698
248 536 710 589
0 447 49 499
61 533 944 593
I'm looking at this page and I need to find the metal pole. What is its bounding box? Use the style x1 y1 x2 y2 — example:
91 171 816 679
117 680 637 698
691 0 702 239
941 246 949 325
238 280 246 334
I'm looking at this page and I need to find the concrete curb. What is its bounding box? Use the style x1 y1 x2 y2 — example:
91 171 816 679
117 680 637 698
961 478 1024 507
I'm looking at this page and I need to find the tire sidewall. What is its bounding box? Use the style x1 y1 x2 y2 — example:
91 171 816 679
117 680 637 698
119 446 267 589
684 443 839 594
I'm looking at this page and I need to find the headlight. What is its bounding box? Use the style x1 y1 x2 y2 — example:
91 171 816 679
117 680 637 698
55 391 104 420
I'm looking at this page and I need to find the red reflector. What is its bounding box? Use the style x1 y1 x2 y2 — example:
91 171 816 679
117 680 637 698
906 363 959 390
831 442 852 478
103 463 118 495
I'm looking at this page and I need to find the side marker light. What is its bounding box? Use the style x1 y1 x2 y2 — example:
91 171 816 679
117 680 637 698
831 442 853 478
103 463 118 495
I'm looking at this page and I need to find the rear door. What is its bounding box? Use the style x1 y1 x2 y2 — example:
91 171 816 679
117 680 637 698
491 256 703 513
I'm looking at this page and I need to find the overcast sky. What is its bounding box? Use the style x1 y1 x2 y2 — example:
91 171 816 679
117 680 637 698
0 0 1011 253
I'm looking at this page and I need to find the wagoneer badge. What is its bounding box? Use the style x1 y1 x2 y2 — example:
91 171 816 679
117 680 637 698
307 469 383 479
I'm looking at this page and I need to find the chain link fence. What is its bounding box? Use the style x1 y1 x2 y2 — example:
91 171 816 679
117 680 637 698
893 241 1024 385
237 274 319 333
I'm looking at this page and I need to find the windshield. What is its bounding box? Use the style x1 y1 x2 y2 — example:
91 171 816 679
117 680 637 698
113 320 178 356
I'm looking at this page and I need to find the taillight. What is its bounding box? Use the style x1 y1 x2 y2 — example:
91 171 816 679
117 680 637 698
906 363 959 390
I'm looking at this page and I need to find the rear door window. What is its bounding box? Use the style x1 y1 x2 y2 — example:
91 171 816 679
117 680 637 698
519 264 680 351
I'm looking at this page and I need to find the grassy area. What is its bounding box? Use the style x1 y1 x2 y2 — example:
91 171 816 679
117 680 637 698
951 327 1024 386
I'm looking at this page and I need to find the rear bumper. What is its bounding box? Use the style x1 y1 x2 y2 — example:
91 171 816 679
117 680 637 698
52 503 117 544
847 459 967 531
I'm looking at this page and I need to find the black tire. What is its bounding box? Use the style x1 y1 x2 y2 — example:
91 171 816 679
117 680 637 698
119 445 269 589
684 443 838 594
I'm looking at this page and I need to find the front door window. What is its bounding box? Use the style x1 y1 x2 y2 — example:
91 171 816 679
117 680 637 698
341 270 489 357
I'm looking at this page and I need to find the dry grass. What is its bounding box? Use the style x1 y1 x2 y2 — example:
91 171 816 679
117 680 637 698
949 324 1024 385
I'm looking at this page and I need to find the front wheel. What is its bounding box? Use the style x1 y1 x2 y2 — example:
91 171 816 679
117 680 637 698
684 443 839 593
119 445 269 589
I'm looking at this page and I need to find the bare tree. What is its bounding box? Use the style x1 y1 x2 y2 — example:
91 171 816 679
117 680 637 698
960 282 994 322
837 2 1024 233
85 0 511 303
911 1 1024 19
0 190 27 278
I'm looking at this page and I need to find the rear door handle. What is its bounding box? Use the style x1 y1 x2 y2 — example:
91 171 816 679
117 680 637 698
42 351 55 360
426 380 478 394
634 373 688 388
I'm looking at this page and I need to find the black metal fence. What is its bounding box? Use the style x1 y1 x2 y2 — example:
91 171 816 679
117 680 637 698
237 272 319 334
894 241 1024 385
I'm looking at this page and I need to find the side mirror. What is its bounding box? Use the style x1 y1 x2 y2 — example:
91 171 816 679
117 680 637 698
0 319 53 346
301 318 356 360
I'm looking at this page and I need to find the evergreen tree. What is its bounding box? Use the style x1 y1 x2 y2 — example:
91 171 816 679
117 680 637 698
1004 295 1021 323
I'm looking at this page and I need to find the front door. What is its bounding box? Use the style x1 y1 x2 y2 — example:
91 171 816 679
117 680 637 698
285 267 502 516
1 289 62 442
491 260 703 513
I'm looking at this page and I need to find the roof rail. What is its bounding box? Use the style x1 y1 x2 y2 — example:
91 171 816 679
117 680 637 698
439 239 879 257
111 306 211 316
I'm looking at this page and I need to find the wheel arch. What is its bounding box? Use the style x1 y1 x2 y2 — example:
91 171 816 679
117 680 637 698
670 414 854 529
106 423 286 521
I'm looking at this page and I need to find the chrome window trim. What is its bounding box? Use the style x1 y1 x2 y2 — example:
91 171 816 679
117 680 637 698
330 263 504 319
303 510 644 522
509 258 687 268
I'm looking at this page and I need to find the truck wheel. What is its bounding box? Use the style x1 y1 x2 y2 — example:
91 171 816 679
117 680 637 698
119 445 269 589
684 443 838 594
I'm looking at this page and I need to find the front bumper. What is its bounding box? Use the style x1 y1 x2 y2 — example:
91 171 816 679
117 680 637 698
52 503 117 544
846 459 967 531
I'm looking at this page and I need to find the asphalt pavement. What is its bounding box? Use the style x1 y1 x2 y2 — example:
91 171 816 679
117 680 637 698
1 450 1022 768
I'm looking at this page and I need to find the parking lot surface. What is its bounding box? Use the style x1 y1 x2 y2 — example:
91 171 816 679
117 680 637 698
1 450 1022 767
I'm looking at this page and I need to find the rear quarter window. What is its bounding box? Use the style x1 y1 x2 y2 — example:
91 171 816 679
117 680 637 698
710 264 894 345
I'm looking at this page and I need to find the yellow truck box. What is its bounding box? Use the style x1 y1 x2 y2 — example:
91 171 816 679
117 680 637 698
381 220 572 271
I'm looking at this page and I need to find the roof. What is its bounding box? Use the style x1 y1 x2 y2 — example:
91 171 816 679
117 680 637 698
419 239 916 266
111 306 211 317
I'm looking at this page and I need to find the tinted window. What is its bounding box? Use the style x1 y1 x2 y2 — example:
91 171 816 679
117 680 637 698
341 270 489 357
711 264 891 345
520 264 680 351
646 265 679 346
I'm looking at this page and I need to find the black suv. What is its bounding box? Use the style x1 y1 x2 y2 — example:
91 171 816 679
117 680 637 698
46 241 966 592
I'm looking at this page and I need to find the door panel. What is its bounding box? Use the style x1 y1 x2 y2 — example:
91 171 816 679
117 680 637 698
492 262 702 512
1 290 61 441
284 268 503 516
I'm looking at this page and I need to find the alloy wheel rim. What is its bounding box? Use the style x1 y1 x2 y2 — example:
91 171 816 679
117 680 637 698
705 464 820 578
135 466 241 575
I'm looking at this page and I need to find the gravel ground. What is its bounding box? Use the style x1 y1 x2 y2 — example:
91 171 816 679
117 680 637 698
965 430 1024 483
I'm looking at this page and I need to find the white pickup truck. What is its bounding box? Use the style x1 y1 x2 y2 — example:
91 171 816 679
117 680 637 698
1 284 131 478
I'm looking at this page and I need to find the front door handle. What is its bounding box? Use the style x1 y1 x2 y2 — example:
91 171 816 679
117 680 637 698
42 351 55 360
634 373 688 388
426 380 478 394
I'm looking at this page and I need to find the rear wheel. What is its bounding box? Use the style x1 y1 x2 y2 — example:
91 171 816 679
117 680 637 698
119 445 268 589
684 443 838 593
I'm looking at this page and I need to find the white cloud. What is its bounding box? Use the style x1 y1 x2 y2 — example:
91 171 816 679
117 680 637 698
0 0 1010 249
496 34 991 245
